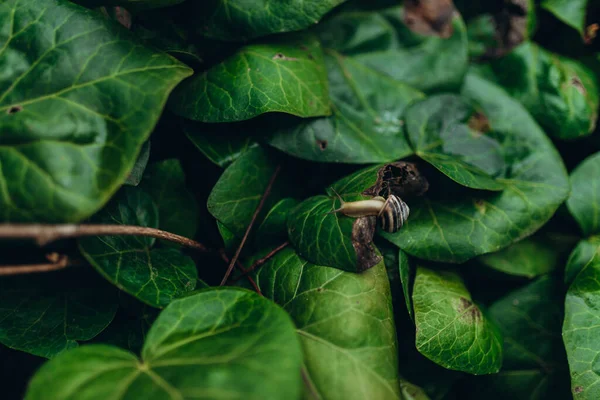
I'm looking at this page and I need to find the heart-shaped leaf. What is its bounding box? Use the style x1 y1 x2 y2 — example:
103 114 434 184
404 94 505 191
413 266 503 375
266 50 424 163
169 34 330 123
252 247 402 399
0 0 192 223
140 159 198 243
318 6 468 93
541 0 589 35
566 236 600 285
78 186 198 308
485 42 599 139
189 0 347 41
381 70 569 263
464 276 571 399
25 288 303 400
563 261 600 399
0 269 118 358
567 152 600 237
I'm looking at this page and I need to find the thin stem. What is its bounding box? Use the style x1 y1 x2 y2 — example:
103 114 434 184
219 249 263 296
232 241 289 282
220 165 281 286
0 253 72 276
0 224 210 252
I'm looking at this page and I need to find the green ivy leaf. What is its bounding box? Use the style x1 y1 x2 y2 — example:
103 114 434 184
169 34 331 123
404 95 505 191
476 235 562 278
184 120 257 168
124 141 151 187
399 249 414 321
0 0 192 223
79 186 198 308
381 70 569 263
0 269 118 358
266 50 424 163
541 0 589 35
318 6 469 93
254 197 299 247
567 152 600 236
485 42 599 140
25 288 303 400
566 236 600 285
190 0 347 41
413 267 503 375
140 159 198 243
253 247 402 399
464 276 570 399
563 262 600 398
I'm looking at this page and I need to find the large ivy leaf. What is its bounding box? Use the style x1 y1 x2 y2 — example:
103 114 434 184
412 267 503 375
485 42 599 140
79 186 198 308
464 277 570 399
266 50 424 163
567 152 600 237
404 95 505 191
0 269 118 359
252 247 402 400
563 261 600 398
318 6 469 93
25 288 303 400
541 0 589 35
476 235 562 278
0 0 192 223
190 0 347 41
381 71 570 263
169 34 330 123
566 236 600 285
140 159 198 243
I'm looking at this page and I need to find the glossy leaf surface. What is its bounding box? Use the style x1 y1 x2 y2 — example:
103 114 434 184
567 152 600 237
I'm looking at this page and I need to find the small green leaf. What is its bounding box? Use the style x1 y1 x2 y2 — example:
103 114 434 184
140 159 198 242
253 247 402 399
208 146 285 238
190 0 347 41
79 186 198 308
184 120 257 168
399 249 414 321
567 152 600 236
25 288 303 400
169 34 330 123
266 50 424 163
566 236 600 285
563 262 600 399
542 0 589 35
486 42 599 139
404 94 505 191
465 276 570 399
0 269 118 358
318 6 469 93
413 267 503 375
476 235 562 278
254 197 299 247
124 141 151 187
381 70 569 263
0 0 192 223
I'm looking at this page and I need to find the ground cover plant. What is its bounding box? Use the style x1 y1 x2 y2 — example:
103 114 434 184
2 0 600 399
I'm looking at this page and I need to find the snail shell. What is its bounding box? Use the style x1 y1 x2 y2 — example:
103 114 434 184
329 190 410 233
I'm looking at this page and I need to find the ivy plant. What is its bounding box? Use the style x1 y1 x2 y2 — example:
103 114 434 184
2 0 600 399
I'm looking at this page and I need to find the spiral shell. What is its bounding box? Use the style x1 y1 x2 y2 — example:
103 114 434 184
378 195 410 233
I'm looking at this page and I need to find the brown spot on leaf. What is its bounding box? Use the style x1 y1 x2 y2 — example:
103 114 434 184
316 140 328 150
571 76 587 95
458 297 481 321
272 53 299 61
468 110 492 134
7 105 23 114
474 199 486 214
352 216 381 272
403 0 457 38
585 24 599 45
478 0 530 60
364 161 430 199
574 386 584 393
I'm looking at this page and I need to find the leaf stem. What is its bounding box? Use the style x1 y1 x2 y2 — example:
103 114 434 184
220 165 281 286
0 224 210 251
0 253 74 276
232 241 289 281
219 249 263 296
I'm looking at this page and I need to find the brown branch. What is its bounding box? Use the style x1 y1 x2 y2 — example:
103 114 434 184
232 241 289 282
0 224 210 252
220 165 281 286
0 253 72 276
219 249 263 296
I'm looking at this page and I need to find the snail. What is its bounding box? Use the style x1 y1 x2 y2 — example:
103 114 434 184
328 188 410 233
